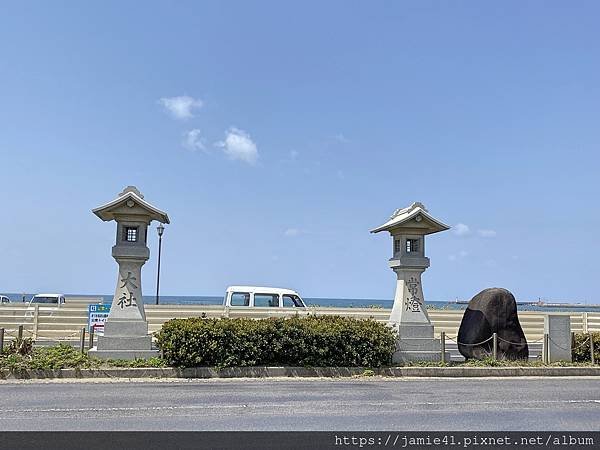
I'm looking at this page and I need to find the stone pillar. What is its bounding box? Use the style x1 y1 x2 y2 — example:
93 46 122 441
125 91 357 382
101 259 148 326
390 268 430 325
544 315 572 362
91 258 157 359
390 267 447 363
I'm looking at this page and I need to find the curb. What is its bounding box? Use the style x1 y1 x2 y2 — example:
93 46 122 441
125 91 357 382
1 366 600 379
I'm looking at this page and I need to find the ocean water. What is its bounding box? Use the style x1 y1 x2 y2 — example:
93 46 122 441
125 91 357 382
5 293 600 312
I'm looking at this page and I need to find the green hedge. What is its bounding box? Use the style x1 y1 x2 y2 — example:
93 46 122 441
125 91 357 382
156 316 396 368
572 332 600 363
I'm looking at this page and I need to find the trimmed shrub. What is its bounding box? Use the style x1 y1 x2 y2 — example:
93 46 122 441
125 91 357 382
572 332 600 363
156 316 396 368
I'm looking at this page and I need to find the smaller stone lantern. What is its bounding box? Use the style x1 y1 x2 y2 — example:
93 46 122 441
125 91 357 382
89 186 169 360
371 202 450 362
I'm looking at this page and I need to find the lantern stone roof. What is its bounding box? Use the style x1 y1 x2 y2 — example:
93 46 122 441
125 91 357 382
92 186 170 224
370 202 449 235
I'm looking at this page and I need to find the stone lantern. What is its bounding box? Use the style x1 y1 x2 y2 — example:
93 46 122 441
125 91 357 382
371 202 449 362
89 186 170 359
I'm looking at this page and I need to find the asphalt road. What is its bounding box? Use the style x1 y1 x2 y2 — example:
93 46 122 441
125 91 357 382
1 377 599 431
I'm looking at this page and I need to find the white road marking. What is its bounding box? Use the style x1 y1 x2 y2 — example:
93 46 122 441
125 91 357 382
0 399 597 414
0 404 249 413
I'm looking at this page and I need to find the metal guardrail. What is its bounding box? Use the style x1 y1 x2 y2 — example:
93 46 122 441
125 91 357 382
1 303 599 343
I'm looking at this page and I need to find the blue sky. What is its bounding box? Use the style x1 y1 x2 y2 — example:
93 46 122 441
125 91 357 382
1 2 599 302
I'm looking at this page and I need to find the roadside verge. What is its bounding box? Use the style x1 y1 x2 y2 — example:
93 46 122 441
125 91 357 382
2 366 600 379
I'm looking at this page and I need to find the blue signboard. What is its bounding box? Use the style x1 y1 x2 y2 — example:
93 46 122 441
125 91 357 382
88 304 111 334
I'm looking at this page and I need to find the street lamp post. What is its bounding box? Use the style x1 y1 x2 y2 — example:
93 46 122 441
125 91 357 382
155 224 165 305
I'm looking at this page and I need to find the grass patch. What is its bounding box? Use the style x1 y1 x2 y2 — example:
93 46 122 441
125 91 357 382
0 340 167 372
1 339 598 374
398 359 597 368
0 342 99 371
102 357 167 368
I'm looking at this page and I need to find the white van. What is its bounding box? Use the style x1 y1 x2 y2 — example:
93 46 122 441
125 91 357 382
223 286 307 308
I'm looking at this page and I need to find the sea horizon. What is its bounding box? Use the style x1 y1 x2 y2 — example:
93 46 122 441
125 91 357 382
4 292 600 312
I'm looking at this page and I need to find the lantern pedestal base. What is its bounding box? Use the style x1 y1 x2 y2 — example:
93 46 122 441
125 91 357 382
392 350 449 363
391 323 449 363
103 319 149 336
88 318 157 360
88 348 159 360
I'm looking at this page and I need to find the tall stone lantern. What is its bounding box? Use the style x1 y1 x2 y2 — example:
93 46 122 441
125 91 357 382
89 186 170 359
371 202 450 362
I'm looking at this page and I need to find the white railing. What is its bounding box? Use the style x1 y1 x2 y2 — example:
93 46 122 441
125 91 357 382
1 303 599 343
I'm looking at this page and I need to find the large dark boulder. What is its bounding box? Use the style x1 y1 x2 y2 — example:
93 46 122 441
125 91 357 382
458 288 528 360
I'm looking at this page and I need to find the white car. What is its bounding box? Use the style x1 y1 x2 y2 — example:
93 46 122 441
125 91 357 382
223 286 307 308
0 295 10 304
25 293 66 318
28 293 66 306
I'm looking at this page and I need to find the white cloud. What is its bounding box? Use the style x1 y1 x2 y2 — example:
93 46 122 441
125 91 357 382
477 229 497 238
215 127 258 165
452 223 496 238
284 228 300 237
289 150 299 160
182 129 206 152
453 223 471 236
159 95 203 120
